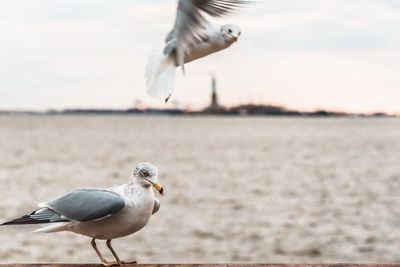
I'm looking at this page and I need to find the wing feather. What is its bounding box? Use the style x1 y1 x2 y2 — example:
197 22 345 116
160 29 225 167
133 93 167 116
1 189 126 226
192 0 249 17
44 188 126 222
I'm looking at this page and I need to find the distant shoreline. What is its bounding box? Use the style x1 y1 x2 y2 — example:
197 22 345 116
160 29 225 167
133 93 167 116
0 108 397 118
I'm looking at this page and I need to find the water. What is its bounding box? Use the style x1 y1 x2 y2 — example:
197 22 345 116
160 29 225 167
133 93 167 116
0 115 399 263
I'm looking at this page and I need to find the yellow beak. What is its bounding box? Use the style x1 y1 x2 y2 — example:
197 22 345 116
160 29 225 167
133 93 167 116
152 182 164 196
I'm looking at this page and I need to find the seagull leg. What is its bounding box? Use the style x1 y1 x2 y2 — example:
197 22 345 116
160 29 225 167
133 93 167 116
165 94 171 103
91 238 119 267
106 239 123 264
106 239 137 265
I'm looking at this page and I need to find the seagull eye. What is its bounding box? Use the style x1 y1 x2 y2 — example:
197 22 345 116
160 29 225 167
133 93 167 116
140 170 149 177
228 29 232 33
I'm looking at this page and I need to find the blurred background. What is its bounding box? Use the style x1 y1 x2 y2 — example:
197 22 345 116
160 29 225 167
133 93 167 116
0 0 400 264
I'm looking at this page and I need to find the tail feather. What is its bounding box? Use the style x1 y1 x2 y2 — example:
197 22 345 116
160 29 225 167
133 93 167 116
146 48 176 102
32 222 70 234
1 208 69 226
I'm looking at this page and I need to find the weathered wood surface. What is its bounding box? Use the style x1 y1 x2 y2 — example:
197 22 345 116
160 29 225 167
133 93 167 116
1 264 399 267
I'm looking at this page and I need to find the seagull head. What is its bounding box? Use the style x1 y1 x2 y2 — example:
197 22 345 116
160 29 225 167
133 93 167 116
221 24 242 43
132 162 164 196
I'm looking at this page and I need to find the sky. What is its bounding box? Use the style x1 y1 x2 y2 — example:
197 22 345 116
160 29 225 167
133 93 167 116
0 0 399 113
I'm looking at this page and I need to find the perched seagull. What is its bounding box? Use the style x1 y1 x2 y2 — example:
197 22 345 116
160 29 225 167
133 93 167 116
146 0 250 103
1 162 164 266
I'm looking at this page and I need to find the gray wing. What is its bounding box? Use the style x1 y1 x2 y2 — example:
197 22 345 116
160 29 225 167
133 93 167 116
152 198 161 215
43 188 126 222
165 0 249 71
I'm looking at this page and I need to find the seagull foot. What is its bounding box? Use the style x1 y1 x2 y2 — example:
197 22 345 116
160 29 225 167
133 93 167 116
101 260 120 267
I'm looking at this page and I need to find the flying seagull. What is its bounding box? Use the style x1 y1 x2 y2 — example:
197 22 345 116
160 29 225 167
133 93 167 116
146 0 250 103
1 162 164 266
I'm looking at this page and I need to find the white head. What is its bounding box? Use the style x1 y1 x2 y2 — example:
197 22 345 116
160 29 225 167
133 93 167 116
221 24 242 43
131 162 164 195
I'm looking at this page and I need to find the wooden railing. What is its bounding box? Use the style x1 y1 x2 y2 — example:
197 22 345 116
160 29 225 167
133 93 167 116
1 264 399 267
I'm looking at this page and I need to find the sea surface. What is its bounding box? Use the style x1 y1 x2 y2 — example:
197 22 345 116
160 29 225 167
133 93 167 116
0 115 399 263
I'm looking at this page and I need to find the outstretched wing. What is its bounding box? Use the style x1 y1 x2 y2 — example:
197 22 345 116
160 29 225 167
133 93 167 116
1 189 126 225
165 0 249 72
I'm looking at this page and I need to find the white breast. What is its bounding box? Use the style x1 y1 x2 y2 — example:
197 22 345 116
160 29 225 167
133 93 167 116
68 184 156 240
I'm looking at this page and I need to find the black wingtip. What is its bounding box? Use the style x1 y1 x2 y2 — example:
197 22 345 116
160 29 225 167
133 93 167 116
0 218 50 225
0 212 53 226
0 221 15 226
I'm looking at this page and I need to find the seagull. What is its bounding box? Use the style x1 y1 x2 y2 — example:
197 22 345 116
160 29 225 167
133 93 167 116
145 0 250 103
1 162 164 266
